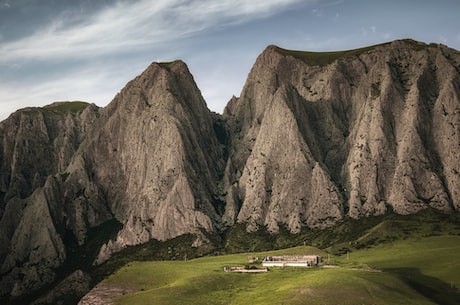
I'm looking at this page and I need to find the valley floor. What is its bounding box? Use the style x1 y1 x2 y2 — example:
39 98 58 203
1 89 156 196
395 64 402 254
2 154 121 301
92 235 460 305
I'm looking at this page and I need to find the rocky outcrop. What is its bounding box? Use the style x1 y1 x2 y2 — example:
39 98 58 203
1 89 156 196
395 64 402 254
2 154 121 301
0 102 99 216
222 39 460 233
0 102 102 300
1 39 460 304
1 61 228 303
80 61 225 263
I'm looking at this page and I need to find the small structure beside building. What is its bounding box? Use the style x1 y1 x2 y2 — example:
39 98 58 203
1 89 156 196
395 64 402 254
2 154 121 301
262 255 321 268
247 256 264 263
223 266 269 273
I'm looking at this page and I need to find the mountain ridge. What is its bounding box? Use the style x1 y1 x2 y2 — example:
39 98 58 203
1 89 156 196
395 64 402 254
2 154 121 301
1 38 459 304
222 39 459 231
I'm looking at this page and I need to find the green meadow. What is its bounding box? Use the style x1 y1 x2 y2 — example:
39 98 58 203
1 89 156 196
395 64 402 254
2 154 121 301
103 234 460 305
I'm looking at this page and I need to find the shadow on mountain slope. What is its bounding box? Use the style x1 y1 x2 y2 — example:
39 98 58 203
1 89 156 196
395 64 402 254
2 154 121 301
389 268 460 305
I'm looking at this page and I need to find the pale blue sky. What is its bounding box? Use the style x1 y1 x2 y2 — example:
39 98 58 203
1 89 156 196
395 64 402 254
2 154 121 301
1 0 459 120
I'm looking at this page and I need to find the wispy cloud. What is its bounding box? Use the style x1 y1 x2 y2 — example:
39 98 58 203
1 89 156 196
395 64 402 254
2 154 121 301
0 0 307 62
0 63 132 120
0 0 315 120
311 8 323 17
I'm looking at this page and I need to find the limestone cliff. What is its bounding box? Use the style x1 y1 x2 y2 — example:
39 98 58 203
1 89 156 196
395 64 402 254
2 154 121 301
223 39 460 233
79 61 225 262
0 102 101 297
1 61 226 303
0 102 99 216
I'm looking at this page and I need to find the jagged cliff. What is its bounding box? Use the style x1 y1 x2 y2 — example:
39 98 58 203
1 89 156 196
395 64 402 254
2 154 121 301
223 39 460 233
0 102 101 298
80 61 225 263
1 39 459 304
1 61 227 303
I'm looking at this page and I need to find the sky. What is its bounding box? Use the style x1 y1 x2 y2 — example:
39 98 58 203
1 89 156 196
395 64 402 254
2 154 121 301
1 0 459 121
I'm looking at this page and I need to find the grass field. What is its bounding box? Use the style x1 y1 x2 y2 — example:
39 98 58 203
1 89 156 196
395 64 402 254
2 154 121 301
102 234 460 305
273 39 431 66
43 101 90 113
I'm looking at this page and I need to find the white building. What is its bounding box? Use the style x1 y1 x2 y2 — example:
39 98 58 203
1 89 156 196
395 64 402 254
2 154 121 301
262 255 320 268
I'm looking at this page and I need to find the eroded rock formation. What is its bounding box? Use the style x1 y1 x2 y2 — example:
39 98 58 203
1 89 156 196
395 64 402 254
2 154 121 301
222 40 460 233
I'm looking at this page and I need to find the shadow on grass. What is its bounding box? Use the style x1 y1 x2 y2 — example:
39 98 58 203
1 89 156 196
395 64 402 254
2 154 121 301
389 268 460 305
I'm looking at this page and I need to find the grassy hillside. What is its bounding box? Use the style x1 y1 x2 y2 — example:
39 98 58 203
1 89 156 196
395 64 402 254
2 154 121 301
347 236 460 305
224 209 460 253
43 101 90 113
273 39 432 66
101 233 460 305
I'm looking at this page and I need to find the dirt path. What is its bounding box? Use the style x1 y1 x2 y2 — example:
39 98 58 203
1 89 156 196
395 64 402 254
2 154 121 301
77 283 134 305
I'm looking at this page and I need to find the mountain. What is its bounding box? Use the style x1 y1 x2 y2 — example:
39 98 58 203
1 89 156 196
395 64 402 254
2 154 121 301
1 61 226 303
1 39 459 304
0 102 102 298
223 39 460 233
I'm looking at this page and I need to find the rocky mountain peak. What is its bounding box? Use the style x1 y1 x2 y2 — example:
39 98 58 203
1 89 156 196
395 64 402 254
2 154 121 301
77 58 225 262
221 39 460 233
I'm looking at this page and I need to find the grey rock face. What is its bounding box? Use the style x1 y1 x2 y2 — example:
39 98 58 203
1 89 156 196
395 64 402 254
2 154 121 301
0 61 227 302
0 102 101 299
222 40 460 233
83 61 225 263
0 102 99 215
1 39 460 303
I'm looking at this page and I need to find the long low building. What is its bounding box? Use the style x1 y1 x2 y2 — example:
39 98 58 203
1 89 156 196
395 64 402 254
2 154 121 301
262 255 321 268
223 266 269 273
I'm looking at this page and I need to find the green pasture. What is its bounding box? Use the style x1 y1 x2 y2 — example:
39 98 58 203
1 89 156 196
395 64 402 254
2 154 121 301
103 235 460 305
43 101 90 113
273 39 431 66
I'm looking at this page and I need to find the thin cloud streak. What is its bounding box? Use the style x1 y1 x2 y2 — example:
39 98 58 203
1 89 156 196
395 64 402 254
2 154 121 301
0 0 316 120
0 64 133 120
0 0 307 62
2 0 457 122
